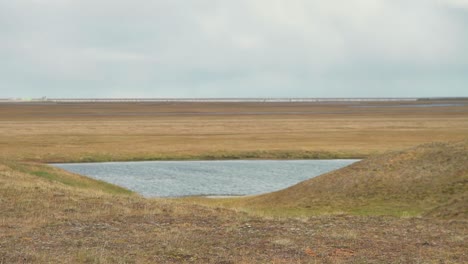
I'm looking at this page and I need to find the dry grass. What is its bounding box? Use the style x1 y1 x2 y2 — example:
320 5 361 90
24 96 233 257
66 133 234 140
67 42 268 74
1 161 467 263
1 101 467 162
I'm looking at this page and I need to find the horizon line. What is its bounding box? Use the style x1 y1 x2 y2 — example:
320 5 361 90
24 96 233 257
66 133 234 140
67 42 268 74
1 96 468 103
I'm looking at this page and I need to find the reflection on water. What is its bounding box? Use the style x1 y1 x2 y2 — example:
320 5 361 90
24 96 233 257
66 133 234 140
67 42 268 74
53 160 359 197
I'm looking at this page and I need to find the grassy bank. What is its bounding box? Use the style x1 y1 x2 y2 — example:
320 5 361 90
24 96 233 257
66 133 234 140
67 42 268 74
7 161 133 195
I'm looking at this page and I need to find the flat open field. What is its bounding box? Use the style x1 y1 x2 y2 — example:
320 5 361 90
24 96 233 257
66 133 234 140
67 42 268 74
1 100 467 162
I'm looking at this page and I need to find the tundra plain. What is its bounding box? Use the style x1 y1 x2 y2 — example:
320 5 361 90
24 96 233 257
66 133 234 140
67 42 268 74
0 100 467 263
1 100 467 162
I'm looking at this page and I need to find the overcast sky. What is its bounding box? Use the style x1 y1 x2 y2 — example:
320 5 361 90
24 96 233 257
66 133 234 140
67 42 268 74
1 0 467 98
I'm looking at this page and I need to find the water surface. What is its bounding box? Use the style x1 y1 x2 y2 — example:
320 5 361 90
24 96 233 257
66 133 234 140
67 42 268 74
53 160 358 197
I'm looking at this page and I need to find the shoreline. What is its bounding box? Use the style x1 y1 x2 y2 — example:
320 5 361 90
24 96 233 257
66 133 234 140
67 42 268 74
29 151 367 164
48 158 363 165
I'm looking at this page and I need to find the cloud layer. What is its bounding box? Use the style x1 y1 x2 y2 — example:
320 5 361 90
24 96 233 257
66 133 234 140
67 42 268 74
1 0 467 98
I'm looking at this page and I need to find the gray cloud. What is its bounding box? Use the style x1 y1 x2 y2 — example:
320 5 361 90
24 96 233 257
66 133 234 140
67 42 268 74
1 0 467 98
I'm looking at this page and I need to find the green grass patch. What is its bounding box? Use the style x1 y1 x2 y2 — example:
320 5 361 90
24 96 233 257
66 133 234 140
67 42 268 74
32 169 133 195
9 162 133 195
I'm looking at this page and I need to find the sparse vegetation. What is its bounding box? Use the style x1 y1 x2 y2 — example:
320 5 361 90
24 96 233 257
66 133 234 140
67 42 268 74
1 101 467 163
0 101 467 263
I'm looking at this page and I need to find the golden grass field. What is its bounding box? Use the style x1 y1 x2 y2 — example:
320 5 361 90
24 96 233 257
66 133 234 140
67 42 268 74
1 100 467 263
1 100 467 162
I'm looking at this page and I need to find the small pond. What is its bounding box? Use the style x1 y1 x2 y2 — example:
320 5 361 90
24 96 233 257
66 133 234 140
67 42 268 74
52 160 359 197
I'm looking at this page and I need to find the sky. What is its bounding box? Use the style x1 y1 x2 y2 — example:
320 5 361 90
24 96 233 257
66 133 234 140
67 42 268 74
1 0 468 98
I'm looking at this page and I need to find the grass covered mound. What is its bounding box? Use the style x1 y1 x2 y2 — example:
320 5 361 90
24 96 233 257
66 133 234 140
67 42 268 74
244 141 468 217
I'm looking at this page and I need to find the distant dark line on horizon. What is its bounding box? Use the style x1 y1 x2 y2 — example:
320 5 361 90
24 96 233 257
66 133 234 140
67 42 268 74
1 97 467 103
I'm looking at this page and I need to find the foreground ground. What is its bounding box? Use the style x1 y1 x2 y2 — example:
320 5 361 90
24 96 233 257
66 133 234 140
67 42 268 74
1 162 466 263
